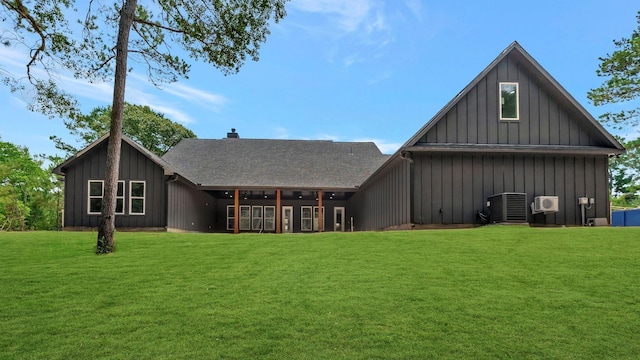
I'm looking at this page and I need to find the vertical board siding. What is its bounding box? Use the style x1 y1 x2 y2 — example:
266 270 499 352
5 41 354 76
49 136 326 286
486 68 498 143
411 153 610 226
467 87 478 143
167 181 217 232
477 77 488 144
63 140 167 229
348 158 410 230
416 54 611 149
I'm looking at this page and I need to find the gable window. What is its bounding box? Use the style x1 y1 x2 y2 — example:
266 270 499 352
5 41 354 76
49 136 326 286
88 180 124 215
499 82 519 120
129 181 146 215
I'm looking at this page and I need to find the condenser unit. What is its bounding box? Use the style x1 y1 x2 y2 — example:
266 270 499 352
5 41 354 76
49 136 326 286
532 196 559 214
487 192 528 224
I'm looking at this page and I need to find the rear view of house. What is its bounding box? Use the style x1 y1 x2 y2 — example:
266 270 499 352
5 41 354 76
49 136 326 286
350 42 624 229
53 42 624 232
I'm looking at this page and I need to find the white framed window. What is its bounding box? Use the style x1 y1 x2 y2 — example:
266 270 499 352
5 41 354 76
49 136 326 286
88 180 124 215
226 205 235 231
301 206 313 231
252 206 263 230
239 205 251 231
264 206 275 231
129 181 146 215
115 181 125 215
499 82 519 120
88 180 103 215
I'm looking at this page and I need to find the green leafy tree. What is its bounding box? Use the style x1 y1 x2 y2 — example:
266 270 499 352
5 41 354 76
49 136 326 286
51 103 197 157
2 0 288 252
0 140 60 230
587 10 640 207
610 137 640 207
587 11 640 130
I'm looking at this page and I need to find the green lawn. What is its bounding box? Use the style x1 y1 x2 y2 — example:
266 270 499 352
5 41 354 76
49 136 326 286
1 227 639 359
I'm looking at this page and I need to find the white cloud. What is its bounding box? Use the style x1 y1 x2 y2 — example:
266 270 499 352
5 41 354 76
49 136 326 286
342 54 361 67
0 46 29 70
366 9 389 34
367 70 392 85
273 127 290 139
290 0 396 69
0 46 227 125
149 104 194 124
291 0 372 33
404 0 423 21
162 82 229 112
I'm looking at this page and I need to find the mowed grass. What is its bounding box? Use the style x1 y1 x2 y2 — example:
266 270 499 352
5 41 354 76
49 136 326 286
1 227 639 359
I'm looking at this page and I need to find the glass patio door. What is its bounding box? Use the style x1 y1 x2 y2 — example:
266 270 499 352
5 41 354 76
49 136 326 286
282 206 293 233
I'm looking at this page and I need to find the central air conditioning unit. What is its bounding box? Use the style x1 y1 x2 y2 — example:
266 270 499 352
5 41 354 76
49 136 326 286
487 192 528 224
532 196 559 214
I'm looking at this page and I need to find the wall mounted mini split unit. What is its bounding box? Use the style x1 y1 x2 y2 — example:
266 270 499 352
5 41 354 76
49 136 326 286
532 196 559 214
487 192 528 224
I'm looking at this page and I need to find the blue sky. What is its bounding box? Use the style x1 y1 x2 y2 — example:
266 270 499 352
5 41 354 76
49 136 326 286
1 0 639 157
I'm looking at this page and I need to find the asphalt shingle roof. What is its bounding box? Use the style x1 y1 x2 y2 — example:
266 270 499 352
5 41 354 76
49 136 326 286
161 138 390 189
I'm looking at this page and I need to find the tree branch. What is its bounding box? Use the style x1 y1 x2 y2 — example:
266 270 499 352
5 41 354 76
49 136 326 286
133 16 184 34
1 0 47 82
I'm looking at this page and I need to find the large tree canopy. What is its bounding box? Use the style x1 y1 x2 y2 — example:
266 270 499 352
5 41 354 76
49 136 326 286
2 0 288 252
0 139 61 230
588 11 640 206
587 11 640 130
51 103 197 157
610 137 640 207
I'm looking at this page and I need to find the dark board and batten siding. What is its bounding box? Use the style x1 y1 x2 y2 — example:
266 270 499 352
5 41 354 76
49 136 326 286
348 158 411 231
419 54 609 148
412 153 609 226
406 51 614 226
167 181 217 232
63 140 167 229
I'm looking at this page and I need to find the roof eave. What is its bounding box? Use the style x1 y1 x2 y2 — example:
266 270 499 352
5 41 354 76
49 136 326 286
404 144 624 156
51 133 178 176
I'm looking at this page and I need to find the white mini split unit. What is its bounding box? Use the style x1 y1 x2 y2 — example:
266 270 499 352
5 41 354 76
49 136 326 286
531 196 559 214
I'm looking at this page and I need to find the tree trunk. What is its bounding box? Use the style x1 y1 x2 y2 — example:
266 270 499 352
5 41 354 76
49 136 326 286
96 0 137 254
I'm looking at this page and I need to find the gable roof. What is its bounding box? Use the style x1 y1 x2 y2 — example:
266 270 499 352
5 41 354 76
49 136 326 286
52 133 178 176
161 138 389 190
402 41 624 153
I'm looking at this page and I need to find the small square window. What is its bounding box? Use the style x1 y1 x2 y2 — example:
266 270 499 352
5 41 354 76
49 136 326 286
500 82 519 120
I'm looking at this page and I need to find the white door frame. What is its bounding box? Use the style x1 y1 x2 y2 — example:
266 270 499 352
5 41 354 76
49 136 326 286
282 206 294 233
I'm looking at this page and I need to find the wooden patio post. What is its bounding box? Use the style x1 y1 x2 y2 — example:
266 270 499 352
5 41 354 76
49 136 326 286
318 190 323 232
276 188 281 234
234 188 239 234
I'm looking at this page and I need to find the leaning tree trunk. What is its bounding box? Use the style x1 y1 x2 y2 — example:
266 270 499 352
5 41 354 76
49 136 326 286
96 0 137 253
